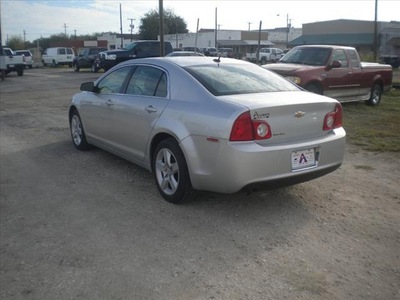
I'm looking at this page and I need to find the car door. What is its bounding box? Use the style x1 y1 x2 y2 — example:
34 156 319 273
107 65 169 161
323 49 359 99
80 66 133 144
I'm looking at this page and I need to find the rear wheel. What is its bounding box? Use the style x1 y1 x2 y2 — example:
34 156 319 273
70 110 91 151
365 84 382 106
152 138 192 204
17 67 24 76
52 60 57 68
73 63 80 72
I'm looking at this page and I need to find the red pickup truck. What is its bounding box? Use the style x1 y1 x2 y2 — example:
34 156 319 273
263 45 392 106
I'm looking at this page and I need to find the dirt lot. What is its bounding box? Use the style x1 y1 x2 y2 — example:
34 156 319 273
1 68 399 300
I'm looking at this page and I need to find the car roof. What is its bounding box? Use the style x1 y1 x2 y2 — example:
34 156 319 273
118 56 249 69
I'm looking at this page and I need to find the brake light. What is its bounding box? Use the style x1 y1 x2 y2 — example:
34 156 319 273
323 103 343 130
230 111 272 141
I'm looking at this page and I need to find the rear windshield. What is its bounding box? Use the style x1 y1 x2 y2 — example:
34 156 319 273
184 63 298 96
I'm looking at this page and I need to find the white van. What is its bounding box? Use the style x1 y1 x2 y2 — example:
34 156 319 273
42 47 75 67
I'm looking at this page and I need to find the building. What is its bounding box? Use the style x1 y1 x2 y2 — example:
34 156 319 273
163 29 275 58
263 27 302 50
289 19 400 57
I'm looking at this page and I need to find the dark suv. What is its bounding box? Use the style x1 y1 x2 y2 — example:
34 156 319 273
73 47 108 72
96 41 173 71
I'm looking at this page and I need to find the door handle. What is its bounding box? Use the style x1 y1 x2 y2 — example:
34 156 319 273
106 99 114 106
145 105 157 113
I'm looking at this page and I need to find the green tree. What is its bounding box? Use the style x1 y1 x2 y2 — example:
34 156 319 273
139 9 188 40
6 35 25 50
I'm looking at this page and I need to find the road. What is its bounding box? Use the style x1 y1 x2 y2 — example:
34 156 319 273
1 68 399 300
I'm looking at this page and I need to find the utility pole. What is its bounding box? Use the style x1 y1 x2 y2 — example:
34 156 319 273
120 4 123 48
373 0 378 62
247 22 252 31
63 23 68 37
23 30 26 48
215 7 218 49
127 18 136 42
159 0 165 56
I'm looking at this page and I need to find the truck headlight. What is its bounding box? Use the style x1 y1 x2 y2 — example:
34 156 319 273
285 76 301 85
106 54 117 60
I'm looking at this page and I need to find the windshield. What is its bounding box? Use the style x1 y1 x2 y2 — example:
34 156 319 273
184 63 299 96
280 47 331 66
123 42 139 51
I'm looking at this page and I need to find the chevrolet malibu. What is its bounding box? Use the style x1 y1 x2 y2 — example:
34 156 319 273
69 57 346 204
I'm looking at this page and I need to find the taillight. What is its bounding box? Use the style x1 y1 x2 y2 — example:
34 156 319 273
323 103 343 130
230 111 272 141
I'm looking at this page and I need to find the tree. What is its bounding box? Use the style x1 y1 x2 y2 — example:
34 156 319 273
6 35 25 50
139 9 188 40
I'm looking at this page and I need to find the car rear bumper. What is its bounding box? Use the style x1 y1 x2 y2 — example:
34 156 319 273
181 128 346 193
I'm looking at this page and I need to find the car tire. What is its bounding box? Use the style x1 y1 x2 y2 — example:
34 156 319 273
305 83 323 95
91 62 99 73
17 67 24 76
52 60 57 68
70 110 92 151
260 57 267 65
365 84 382 106
73 63 80 72
152 138 192 204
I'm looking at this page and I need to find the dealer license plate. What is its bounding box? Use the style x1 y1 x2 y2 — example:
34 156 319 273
291 148 316 171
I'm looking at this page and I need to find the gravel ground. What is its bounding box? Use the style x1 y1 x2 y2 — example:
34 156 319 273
1 68 399 300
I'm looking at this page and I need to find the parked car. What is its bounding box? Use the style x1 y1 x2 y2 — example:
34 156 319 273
42 47 74 67
203 47 218 56
15 50 33 69
95 41 173 72
73 47 108 72
247 48 284 64
166 51 204 57
264 45 393 105
1 47 25 76
218 48 235 58
69 57 346 204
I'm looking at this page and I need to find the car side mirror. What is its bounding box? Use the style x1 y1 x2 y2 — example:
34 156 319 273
328 60 342 70
80 82 96 92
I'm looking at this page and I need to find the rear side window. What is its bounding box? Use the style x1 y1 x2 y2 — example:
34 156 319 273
348 50 361 68
67 48 73 55
58 48 66 55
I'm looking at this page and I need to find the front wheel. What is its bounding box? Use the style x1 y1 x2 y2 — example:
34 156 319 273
152 138 192 204
365 84 382 106
70 110 91 151
91 62 99 73
17 67 24 76
305 83 323 95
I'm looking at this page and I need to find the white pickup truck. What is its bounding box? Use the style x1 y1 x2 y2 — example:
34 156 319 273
246 47 284 64
1 47 25 76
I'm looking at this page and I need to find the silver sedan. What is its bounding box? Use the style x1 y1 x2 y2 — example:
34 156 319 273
69 57 346 204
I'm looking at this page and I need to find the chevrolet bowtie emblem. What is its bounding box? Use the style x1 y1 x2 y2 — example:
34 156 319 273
294 111 306 118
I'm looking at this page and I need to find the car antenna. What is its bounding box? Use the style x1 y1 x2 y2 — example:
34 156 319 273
213 55 221 63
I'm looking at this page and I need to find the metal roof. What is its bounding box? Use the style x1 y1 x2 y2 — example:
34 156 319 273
217 40 275 46
288 33 374 46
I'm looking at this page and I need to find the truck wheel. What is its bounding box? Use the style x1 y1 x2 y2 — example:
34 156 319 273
260 57 267 65
17 68 24 76
73 63 80 72
305 84 323 95
366 84 382 106
91 62 99 73
42 60 46 67
52 60 57 68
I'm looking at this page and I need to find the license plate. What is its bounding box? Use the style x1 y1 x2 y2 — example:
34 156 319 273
291 148 316 171
9 64 14 67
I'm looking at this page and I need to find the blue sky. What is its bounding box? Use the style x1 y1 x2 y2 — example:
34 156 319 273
1 0 399 42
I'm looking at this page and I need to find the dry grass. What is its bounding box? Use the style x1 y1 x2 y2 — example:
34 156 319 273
342 87 400 152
